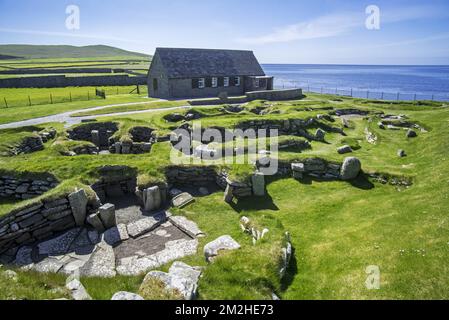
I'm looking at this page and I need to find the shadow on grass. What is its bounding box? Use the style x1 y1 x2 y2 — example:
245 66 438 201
229 193 279 213
294 173 375 190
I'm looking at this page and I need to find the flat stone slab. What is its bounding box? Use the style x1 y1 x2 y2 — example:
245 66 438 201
116 239 199 276
168 216 205 238
38 228 81 256
172 192 195 208
104 224 129 246
204 235 241 262
32 257 64 273
127 217 162 238
79 241 116 278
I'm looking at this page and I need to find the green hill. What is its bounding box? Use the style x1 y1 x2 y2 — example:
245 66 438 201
0 45 150 60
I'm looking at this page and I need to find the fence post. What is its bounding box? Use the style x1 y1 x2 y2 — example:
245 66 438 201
88 91 90 100
28 95 32 106
50 94 53 104
350 88 353 97
321 87 323 94
117 88 119 95
414 94 417 101
4 97 8 108
137 85 140 95
397 93 400 101
431 94 434 101
367 91 369 99
381 92 384 100
70 92 72 102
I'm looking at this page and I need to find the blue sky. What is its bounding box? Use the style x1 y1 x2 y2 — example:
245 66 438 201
0 0 448 64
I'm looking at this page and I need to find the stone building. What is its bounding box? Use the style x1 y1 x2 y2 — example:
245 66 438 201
147 48 274 99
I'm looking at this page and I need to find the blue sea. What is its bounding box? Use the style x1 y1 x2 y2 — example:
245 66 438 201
262 64 449 101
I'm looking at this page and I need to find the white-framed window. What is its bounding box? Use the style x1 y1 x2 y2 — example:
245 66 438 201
224 77 229 87
212 77 218 88
198 78 205 89
235 76 241 86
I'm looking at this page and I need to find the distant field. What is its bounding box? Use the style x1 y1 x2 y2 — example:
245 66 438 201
0 86 148 109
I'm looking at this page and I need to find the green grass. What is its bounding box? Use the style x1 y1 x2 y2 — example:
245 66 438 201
0 93 448 299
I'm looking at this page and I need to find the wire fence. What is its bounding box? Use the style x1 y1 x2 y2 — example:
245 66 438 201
1 85 148 109
274 79 449 102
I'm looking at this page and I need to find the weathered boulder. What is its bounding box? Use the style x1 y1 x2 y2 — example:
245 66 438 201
340 157 362 180
111 291 144 300
406 129 417 138
68 189 88 226
251 172 265 197
1 269 18 281
315 129 326 141
66 278 92 300
142 261 202 300
204 235 241 262
337 145 353 154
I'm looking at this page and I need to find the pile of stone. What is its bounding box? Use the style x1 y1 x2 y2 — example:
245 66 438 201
290 157 362 181
0 188 88 254
278 139 311 151
0 175 58 200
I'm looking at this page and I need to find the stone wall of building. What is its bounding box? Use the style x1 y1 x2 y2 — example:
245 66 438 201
246 88 303 101
5 128 56 156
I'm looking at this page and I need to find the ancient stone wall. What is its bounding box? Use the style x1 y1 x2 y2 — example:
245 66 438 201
0 175 58 200
0 189 93 254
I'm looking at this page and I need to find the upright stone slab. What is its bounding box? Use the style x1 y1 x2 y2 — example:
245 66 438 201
340 157 362 181
68 189 88 227
86 213 105 232
223 185 234 204
142 186 161 212
251 172 265 197
99 203 116 229
91 130 100 147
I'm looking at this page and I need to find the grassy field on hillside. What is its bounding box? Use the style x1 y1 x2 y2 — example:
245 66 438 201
0 93 448 300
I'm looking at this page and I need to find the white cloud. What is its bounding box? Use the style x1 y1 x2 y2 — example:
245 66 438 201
237 5 449 45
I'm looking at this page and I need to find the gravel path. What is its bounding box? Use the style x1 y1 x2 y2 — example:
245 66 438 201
0 100 192 129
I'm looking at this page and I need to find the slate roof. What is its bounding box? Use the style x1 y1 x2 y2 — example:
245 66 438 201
154 48 265 79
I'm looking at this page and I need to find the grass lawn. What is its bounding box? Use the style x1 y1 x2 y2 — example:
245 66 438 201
0 93 448 300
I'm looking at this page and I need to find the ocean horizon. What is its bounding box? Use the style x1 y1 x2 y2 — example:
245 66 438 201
262 64 449 101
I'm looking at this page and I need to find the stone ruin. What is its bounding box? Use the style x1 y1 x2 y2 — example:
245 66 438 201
66 122 156 155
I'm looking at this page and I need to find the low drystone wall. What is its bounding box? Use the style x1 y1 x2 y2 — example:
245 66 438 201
0 189 92 254
6 128 56 156
246 88 303 101
0 175 58 200
0 75 146 88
